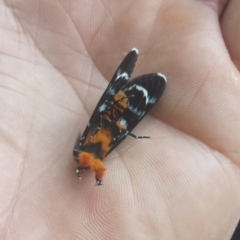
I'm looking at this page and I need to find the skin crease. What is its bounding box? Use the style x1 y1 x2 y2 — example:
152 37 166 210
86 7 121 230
0 0 240 239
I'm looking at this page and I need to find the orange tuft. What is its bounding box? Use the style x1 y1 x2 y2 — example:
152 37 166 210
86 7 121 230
89 159 106 181
113 91 128 109
84 129 111 156
78 152 93 168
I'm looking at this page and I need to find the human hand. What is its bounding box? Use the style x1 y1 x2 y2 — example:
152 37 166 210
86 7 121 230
1 0 239 239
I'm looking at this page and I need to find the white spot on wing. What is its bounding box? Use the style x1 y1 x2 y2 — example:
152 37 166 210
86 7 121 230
128 84 149 104
107 86 116 95
131 48 139 55
98 103 107 112
116 72 129 80
136 85 148 99
148 97 157 104
118 117 127 128
128 105 144 116
157 73 167 83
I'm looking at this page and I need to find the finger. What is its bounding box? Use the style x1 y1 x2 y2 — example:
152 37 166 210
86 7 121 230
221 0 240 71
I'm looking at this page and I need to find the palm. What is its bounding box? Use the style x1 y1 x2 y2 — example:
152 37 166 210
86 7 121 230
1 0 239 239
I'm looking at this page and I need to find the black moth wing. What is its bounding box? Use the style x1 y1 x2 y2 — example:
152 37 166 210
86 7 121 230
74 48 139 152
108 73 167 153
121 73 166 131
92 48 139 116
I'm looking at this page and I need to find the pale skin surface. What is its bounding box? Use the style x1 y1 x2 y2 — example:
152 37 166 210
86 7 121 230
0 0 240 239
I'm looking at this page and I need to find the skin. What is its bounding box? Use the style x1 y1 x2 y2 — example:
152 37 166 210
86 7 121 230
0 0 240 239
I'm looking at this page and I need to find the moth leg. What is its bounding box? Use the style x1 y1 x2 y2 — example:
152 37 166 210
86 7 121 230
128 132 150 139
75 167 89 184
89 159 106 186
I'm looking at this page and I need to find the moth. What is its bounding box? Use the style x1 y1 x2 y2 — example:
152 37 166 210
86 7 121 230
73 48 167 185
